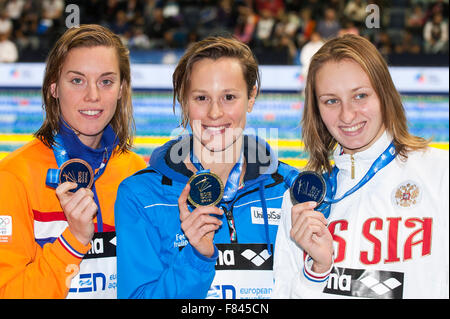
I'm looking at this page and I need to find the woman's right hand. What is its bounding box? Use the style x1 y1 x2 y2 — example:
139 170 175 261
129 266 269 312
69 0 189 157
178 183 223 258
290 201 334 273
56 182 98 246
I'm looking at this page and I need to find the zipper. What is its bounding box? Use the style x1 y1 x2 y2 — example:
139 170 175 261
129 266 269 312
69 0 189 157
350 154 355 179
220 205 238 243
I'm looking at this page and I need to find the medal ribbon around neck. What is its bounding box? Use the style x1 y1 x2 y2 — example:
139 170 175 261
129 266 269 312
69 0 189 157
45 132 111 232
45 133 109 189
317 141 397 217
190 148 245 203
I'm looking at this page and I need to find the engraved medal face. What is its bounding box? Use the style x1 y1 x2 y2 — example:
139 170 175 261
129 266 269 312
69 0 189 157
59 159 94 192
290 171 326 205
188 172 224 207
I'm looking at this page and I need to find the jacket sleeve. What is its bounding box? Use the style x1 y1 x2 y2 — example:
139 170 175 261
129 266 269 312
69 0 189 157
0 171 91 298
115 181 217 299
272 190 331 298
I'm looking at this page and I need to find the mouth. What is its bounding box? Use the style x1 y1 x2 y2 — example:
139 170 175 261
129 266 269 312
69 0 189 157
340 122 365 133
79 109 103 117
202 124 231 136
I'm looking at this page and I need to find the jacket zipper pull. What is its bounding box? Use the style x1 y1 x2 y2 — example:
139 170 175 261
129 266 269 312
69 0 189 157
351 154 355 179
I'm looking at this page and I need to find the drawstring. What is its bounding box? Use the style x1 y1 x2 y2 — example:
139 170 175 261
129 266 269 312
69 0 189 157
258 180 272 255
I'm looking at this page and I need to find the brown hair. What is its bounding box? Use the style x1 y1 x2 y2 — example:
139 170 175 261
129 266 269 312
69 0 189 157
302 34 429 173
172 36 260 128
35 24 135 153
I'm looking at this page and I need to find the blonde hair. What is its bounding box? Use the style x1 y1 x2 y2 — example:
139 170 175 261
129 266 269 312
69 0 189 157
35 24 135 153
302 34 429 173
172 36 260 128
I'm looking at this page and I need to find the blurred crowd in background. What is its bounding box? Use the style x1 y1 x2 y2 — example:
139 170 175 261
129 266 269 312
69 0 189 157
0 0 448 65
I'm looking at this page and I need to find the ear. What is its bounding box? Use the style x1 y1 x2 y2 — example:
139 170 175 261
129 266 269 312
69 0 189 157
118 81 124 100
50 83 58 98
247 85 257 113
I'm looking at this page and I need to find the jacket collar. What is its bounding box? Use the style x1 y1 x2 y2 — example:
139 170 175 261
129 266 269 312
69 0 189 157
58 120 118 171
149 134 279 184
333 130 393 178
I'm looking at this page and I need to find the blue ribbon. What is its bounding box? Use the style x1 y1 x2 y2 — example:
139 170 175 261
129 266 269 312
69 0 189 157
190 149 244 203
45 122 118 232
317 141 397 217
285 142 397 219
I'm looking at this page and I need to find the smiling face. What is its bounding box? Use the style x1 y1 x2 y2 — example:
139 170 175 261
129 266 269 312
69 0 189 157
51 46 122 148
187 57 256 153
315 58 385 154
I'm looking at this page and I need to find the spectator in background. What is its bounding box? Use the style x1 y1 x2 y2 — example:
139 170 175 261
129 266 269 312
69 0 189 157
343 0 367 28
316 7 341 40
14 10 40 55
234 2 257 44
253 9 275 49
425 0 449 22
394 29 421 54
296 7 316 49
338 18 359 36
145 7 174 49
374 31 393 57
109 10 131 38
103 0 126 26
0 27 18 62
255 0 285 17
124 0 144 24
0 9 13 36
128 23 151 50
274 9 301 41
423 12 448 54
5 0 25 29
41 0 64 22
300 31 324 81
406 4 426 38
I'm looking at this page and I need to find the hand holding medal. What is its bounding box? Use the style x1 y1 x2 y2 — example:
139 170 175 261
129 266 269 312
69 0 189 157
178 182 223 258
55 159 97 246
285 170 334 273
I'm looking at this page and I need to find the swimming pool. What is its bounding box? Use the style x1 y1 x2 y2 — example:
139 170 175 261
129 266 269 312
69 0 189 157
0 90 448 167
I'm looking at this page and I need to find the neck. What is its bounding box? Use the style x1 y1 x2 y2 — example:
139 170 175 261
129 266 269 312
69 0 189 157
78 134 103 149
190 137 244 184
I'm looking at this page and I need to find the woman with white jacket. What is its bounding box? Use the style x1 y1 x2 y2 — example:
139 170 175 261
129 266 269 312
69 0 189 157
273 34 449 299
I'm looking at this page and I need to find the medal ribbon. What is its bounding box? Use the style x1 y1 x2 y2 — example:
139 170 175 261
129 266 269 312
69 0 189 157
190 149 244 243
190 150 244 203
45 123 116 232
317 141 397 217
45 134 109 188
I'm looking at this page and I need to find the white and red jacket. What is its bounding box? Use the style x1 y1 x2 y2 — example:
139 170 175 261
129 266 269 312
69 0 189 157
273 132 449 299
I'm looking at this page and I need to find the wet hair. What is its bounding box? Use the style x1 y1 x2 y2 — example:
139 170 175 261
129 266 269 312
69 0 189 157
35 24 135 153
172 35 260 128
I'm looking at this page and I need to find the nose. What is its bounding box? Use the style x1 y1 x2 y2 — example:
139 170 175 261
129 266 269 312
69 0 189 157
84 81 100 102
339 99 357 124
207 99 223 120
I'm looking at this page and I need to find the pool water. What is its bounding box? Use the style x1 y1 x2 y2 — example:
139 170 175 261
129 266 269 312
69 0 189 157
0 90 448 167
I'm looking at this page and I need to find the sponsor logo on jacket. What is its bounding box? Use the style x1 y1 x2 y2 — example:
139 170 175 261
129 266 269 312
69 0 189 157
323 267 404 298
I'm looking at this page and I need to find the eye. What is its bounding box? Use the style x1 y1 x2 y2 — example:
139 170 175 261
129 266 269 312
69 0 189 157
100 79 114 86
224 94 235 101
324 98 338 105
195 95 207 102
71 77 83 85
355 93 368 100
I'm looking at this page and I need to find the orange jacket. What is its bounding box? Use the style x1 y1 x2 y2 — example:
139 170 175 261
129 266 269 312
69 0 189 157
0 138 146 298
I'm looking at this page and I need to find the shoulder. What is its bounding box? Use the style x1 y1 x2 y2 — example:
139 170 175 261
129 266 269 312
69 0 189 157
112 150 147 167
0 139 53 173
277 161 296 177
405 146 449 169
